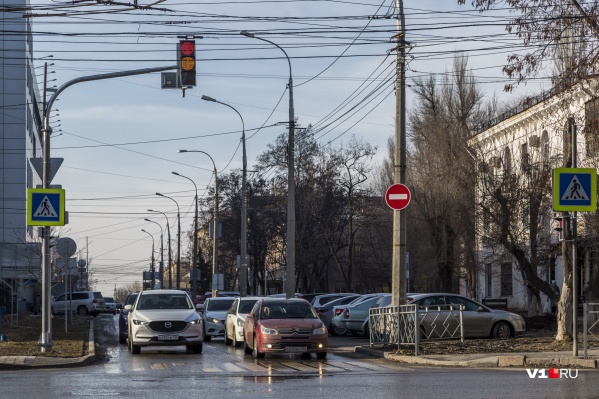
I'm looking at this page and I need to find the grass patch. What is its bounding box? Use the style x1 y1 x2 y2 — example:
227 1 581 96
0 313 89 357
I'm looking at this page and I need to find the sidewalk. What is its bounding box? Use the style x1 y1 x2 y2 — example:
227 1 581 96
0 320 96 371
355 345 599 368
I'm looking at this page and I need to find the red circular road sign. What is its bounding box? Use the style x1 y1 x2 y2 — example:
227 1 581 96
385 183 411 210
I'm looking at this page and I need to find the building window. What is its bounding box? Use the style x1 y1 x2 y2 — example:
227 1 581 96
585 98 599 157
521 142 529 171
501 262 513 296
486 264 492 297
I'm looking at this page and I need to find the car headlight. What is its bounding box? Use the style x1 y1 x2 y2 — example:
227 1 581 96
210 318 221 324
312 326 327 335
237 318 245 327
132 319 148 326
260 325 278 335
188 318 201 325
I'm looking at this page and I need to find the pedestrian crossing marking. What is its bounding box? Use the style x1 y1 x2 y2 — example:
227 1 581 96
223 362 245 372
172 362 185 367
238 362 269 372
343 360 390 371
150 362 167 369
284 362 319 372
203 366 222 372
561 175 589 200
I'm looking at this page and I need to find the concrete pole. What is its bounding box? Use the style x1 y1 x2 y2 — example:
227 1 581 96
572 121 578 357
392 0 407 307
240 31 295 298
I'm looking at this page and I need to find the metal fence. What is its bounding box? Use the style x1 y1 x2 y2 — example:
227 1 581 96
369 304 464 356
583 303 599 359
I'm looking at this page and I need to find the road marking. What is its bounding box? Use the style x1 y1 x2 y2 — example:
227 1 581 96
325 361 365 371
240 361 270 372
281 361 318 372
103 363 121 374
150 363 167 370
223 362 245 372
203 366 222 372
317 362 346 372
343 360 391 371
171 362 186 367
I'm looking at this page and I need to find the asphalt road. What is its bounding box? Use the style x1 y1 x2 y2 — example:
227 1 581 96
1 314 598 399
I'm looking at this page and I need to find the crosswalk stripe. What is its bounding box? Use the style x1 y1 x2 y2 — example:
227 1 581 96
280 362 318 372
317 362 346 372
325 361 366 371
151 363 167 370
237 362 268 372
172 362 185 367
203 366 222 372
343 360 391 371
223 362 245 372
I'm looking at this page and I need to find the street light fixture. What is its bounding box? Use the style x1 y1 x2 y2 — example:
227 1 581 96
148 209 172 289
201 95 248 296
141 229 155 289
172 171 199 299
178 149 219 296
156 193 181 290
144 219 164 289
240 30 296 298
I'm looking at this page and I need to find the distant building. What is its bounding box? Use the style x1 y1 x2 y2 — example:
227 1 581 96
0 0 43 311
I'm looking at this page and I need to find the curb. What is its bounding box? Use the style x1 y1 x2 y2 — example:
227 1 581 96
0 320 96 371
354 346 598 369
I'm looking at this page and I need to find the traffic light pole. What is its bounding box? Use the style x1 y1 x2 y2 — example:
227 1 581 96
38 65 178 352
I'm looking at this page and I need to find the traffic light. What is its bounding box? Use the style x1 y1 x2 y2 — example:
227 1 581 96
554 216 565 241
178 40 196 87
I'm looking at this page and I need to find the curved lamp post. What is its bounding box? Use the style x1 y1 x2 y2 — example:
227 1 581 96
201 95 248 296
172 171 199 298
141 229 155 289
240 30 295 298
178 149 219 296
144 219 163 289
156 193 181 290
148 209 171 289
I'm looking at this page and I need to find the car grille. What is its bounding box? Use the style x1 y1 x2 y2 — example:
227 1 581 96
148 320 188 333
278 327 313 335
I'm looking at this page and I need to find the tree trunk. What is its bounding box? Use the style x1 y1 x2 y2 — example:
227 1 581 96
556 235 573 341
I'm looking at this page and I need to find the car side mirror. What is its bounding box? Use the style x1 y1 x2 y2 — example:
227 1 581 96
124 305 132 311
477 306 484 312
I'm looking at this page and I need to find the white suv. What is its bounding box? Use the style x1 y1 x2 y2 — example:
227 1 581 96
51 291 106 316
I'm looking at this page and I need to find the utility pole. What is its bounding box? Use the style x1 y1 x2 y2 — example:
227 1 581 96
571 121 578 357
392 0 407 307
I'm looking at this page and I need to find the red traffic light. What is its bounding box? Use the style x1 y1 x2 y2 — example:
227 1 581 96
180 40 195 56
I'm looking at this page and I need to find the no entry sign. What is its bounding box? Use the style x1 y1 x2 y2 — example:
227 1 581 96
385 183 411 210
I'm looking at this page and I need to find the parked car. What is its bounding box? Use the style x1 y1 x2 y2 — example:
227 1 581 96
311 293 355 308
296 293 327 304
407 293 526 339
243 298 328 359
126 289 203 354
330 293 383 336
103 296 117 315
201 297 237 342
51 291 105 316
314 294 360 335
118 292 139 344
225 296 262 347
194 291 240 306
337 294 392 337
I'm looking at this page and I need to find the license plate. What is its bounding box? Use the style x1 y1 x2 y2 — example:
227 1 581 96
157 335 178 341
285 346 307 353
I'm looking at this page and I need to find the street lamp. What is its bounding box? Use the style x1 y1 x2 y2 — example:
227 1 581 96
178 149 219 296
240 30 296 298
141 229 155 289
144 219 164 289
156 193 181 290
201 95 248 296
148 209 172 289
172 171 199 299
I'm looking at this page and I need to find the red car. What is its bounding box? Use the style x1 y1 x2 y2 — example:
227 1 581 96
243 298 328 359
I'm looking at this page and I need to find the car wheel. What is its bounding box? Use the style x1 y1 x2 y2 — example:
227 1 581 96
243 337 252 354
204 334 212 342
77 306 89 316
234 335 242 348
351 329 367 338
224 326 232 346
252 336 265 359
119 334 127 344
330 325 347 336
131 343 141 354
493 321 512 339
193 344 203 354
316 352 327 360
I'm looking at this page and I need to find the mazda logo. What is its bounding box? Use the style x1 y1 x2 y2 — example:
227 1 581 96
164 322 172 329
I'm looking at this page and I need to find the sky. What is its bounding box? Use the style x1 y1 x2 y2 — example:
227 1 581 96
26 0 550 296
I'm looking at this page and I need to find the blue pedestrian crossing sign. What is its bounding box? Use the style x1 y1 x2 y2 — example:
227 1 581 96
553 168 596 212
27 188 66 226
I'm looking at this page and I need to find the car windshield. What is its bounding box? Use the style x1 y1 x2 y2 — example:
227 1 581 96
126 294 139 305
207 299 235 311
104 297 114 303
137 294 192 310
238 299 258 314
261 302 318 319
